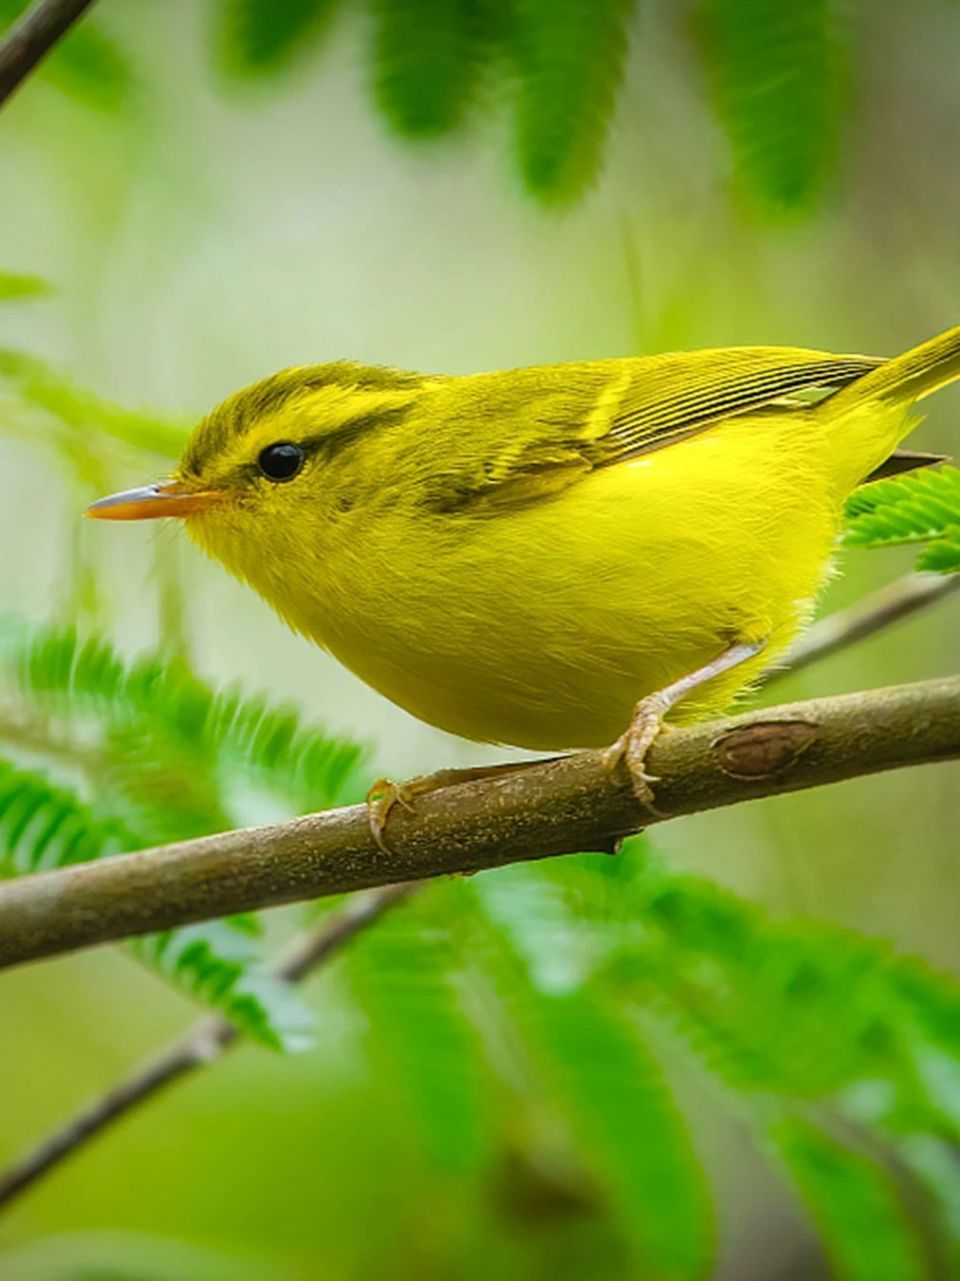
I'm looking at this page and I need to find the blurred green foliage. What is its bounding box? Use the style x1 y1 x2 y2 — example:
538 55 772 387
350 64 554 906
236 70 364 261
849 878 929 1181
1 1 959 1278
207 0 884 209
1 250 959 1274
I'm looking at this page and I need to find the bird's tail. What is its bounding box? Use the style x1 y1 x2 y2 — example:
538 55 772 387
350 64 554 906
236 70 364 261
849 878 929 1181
827 325 960 412
817 326 960 494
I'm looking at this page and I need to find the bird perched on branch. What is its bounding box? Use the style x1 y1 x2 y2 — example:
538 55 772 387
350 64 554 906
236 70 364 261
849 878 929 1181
87 326 960 830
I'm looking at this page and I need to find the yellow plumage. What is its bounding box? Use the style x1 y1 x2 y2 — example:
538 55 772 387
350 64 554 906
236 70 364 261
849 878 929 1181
87 328 960 751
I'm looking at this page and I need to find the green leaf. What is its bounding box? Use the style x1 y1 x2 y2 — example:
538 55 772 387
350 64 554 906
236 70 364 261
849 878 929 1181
0 757 314 1050
511 0 633 203
600 858 960 1157
217 0 339 78
843 466 960 573
0 758 128 875
0 0 130 113
771 1116 930 1281
0 272 53 302
0 622 366 814
696 0 849 213
372 0 494 138
133 923 316 1052
346 898 493 1173
462 868 711 1276
533 990 712 1279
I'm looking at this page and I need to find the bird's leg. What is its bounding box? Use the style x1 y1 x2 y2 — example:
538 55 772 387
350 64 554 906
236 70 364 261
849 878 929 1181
603 640 766 810
367 759 558 854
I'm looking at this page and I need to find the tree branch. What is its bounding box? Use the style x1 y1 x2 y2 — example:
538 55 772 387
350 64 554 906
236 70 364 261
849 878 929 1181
0 0 99 107
776 573 960 678
0 883 414 1211
1 676 957 972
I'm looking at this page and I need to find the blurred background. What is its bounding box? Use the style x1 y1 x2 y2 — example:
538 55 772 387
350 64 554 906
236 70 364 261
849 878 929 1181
1 1 959 1278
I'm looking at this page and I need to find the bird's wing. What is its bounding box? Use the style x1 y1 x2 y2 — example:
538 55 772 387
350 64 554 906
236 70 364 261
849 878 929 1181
592 346 882 465
436 347 882 514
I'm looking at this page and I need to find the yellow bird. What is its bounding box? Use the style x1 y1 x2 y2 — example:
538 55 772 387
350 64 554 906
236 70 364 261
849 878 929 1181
87 328 960 812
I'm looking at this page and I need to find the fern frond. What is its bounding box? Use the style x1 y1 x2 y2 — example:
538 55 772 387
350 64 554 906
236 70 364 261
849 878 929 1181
372 0 493 139
844 466 960 573
533 989 713 1279
696 0 848 213
346 898 493 1173
601 856 960 1147
0 622 366 812
771 1116 931 1281
0 758 128 875
134 924 315 1052
511 0 633 203
217 0 339 78
0 757 312 1048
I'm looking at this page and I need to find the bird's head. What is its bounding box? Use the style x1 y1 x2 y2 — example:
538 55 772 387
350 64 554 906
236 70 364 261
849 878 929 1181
86 362 425 601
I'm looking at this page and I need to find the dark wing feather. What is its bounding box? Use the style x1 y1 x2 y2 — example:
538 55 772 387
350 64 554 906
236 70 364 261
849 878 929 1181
596 348 883 465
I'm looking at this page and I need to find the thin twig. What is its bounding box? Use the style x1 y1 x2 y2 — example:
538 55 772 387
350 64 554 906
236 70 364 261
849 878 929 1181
0 0 99 106
0 676 957 972
774 573 960 680
0 883 414 1211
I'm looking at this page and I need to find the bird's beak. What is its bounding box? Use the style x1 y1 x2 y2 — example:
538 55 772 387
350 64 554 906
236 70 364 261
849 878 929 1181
84 480 223 522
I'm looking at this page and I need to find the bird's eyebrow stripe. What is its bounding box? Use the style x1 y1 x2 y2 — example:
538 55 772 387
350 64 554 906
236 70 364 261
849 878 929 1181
296 401 412 460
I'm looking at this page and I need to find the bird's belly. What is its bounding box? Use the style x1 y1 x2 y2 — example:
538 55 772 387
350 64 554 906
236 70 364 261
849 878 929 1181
310 435 842 749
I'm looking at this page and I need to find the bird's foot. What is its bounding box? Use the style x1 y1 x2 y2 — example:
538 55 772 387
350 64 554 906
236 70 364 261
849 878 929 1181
601 693 671 814
366 761 551 854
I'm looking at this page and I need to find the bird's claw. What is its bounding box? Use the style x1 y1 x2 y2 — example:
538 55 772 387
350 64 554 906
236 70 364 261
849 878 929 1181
602 697 669 815
366 777 414 854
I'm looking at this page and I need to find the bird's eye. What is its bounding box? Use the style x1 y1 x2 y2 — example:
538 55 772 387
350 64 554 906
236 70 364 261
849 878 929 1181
258 442 305 482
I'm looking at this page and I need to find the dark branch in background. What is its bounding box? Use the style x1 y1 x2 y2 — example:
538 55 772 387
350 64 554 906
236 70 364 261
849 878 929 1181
0 883 413 1210
1 676 958 973
0 0 98 107
776 573 960 678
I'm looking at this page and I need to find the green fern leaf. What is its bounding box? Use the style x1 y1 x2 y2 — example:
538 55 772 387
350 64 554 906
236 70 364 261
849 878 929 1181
0 758 312 1048
346 898 492 1174
533 990 713 1279
0 623 366 812
771 1116 930 1281
843 466 960 573
462 869 711 1276
0 272 52 302
217 0 339 78
511 0 633 203
600 857 960 1153
372 0 493 138
0 759 127 875
696 0 848 213
0 0 131 113
134 924 315 1052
